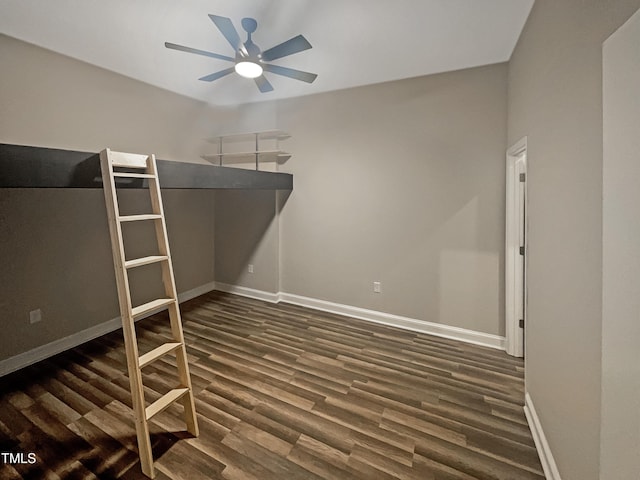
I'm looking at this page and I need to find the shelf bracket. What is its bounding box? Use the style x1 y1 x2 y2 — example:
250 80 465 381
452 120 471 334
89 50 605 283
255 133 259 171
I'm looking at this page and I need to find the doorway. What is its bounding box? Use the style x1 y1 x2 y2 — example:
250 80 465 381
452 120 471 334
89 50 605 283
505 137 527 358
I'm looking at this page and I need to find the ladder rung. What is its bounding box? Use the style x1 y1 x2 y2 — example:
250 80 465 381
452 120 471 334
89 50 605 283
146 387 189 420
139 342 182 368
110 151 149 169
119 214 162 222
113 172 156 179
131 298 175 319
125 255 168 269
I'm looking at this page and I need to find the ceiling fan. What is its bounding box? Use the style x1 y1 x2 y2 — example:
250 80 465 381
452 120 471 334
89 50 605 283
165 15 317 93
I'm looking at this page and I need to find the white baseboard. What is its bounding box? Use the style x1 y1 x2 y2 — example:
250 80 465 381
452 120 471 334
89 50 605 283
0 281 217 377
0 316 123 377
178 281 217 303
213 284 505 351
1 280 505 377
524 392 562 480
214 282 281 303
279 292 505 350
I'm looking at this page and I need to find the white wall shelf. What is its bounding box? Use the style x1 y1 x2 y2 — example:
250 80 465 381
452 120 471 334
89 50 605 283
208 130 291 143
205 130 291 170
202 150 291 165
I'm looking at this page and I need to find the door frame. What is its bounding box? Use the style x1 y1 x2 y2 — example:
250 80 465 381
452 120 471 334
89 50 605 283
505 137 527 357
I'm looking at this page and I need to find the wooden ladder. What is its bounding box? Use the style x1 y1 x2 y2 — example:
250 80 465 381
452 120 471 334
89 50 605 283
99 148 199 478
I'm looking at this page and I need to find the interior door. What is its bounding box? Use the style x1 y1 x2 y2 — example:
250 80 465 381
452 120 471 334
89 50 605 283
505 141 527 358
516 155 526 355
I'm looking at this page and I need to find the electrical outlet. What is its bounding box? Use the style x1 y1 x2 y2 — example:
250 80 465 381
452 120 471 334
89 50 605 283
373 281 382 293
248 264 254 274
29 309 42 324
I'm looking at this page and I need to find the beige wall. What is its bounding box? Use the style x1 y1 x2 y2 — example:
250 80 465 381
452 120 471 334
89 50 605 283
217 64 509 337
0 34 229 162
507 1 640 478
277 65 508 336
602 7 640 478
0 35 217 362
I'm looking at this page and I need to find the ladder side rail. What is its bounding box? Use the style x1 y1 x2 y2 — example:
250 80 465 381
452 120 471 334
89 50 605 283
147 154 179 302
165 301 199 435
147 154 199 436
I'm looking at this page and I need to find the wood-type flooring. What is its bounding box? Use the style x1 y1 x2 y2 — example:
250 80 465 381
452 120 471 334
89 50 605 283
0 291 543 479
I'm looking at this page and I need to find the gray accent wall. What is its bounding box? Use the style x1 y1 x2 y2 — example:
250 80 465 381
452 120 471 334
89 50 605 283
214 190 281 293
507 1 640 478
0 35 216 362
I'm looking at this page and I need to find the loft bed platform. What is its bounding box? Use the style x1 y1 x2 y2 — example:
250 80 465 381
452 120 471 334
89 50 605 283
0 144 293 190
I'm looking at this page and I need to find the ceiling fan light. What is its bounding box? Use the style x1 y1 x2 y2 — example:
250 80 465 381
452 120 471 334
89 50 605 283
235 60 263 78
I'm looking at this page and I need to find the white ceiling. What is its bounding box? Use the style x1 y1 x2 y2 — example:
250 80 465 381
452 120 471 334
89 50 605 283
0 0 534 106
